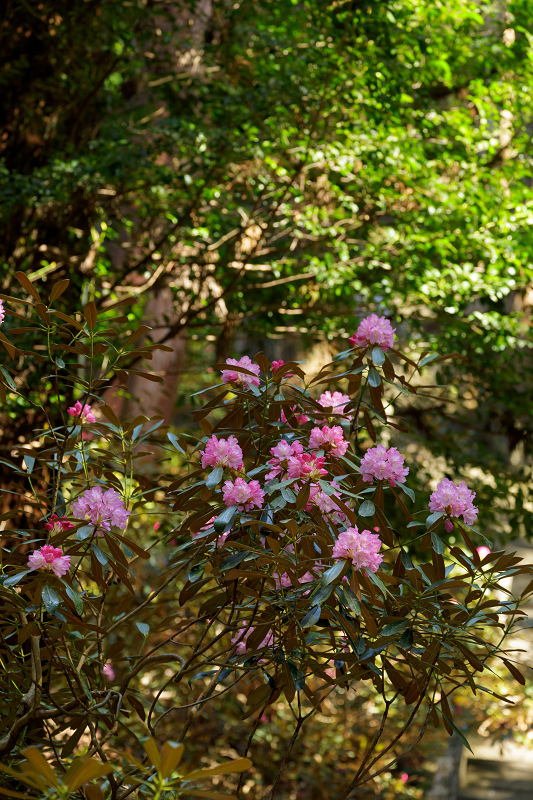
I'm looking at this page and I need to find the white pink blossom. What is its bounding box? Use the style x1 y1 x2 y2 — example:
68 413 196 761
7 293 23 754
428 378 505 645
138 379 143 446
222 477 265 511
318 391 351 416
103 661 115 681
429 478 478 526
221 356 261 388
28 544 71 577
287 453 328 482
273 571 314 590
72 486 130 533
332 526 383 573
67 401 96 423
266 439 304 481
349 314 395 351
309 425 349 457
200 435 243 470
44 514 75 535
477 545 491 560
0 299 4 326
360 444 409 486
192 516 229 545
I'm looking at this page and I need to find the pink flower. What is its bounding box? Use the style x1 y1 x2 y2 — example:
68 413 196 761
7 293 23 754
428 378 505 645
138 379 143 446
200 435 243 470
44 514 75 535
281 406 309 426
72 486 130 533
349 314 395 351
477 545 491 560
428 479 478 526
67 401 96 423
103 661 115 681
222 477 265 511
221 356 261 388
318 391 351 416
287 453 328 482
273 571 314 590
307 482 346 523
272 360 293 379
332 526 383 573
231 626 274 654
28 545 71 577
360 444 409 486
266 439 304 481
309 425 349 457
0 299 4 326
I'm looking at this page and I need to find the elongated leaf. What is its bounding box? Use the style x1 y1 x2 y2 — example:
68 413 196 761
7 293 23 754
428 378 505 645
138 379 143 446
358 500 375 517
214 505 237 533
426 512 443 528
431 532 445 555
135 622 150 637
206 467 224 490
186 758 252 781
320 561 345 586
371 346 385 366
160 742 184 779
3 570 31 587
368 367 381 387
42 584 60 613
64 583 83 615
301 606 321 628
91 543 108 565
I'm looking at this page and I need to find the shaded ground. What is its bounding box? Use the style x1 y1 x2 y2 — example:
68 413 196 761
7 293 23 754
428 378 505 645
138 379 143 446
458 757 533 800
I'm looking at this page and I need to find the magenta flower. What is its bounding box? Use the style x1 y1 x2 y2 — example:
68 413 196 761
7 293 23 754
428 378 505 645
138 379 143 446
0 299 4 326
273 570 314 590
287 452 328 482
67 401 96 423
222 477 265 511
349 314 395 351
28 544 71 577
318 391 351 416
429 478 478 526
309 425 349 457
103 661 115 681
477 545 491 560
272 360 293 378
200 435 243 470
221 356 261 388
332 526 383 573
44 514 75 535
266 439 304 481
280 406 309 426
72 486 130 533
360 444 409 486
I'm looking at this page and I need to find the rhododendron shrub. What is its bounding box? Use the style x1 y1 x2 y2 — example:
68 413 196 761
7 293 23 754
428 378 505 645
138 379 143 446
0 274 532 799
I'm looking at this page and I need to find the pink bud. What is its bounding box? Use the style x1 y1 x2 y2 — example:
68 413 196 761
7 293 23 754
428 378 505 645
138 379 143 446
400 773 408 783
445 519 453 533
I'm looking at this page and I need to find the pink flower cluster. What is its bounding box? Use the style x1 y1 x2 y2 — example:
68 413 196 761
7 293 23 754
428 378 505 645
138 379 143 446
360 444 409 486
44 515 75 535
72 486 130 533
429 478 478 528
223 477 265 511
0 299 4 326
273 570 314 590
103 661 115 681
266 439 304 481
318 391 350 416
231 626 274 654
309 425 349 457
307 482 346 523
287 452 327 482
201 435 243 470
221 356 260 388
332 526 383 573
28 545 71 577
349 314 395 351
68 401 96 423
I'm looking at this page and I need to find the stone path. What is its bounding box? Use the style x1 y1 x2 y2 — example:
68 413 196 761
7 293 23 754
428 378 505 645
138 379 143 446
458 757 533 800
